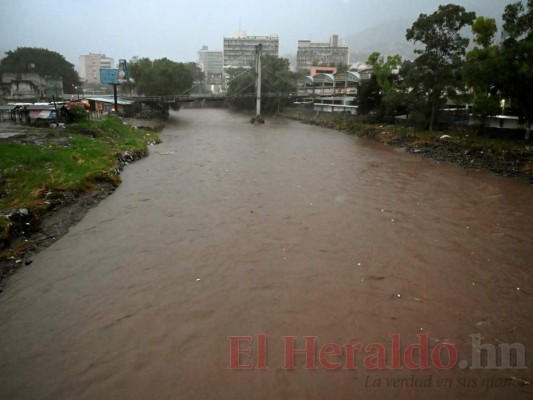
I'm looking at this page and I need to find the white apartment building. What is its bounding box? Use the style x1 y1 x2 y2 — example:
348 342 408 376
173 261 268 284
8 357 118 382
223 31 279 69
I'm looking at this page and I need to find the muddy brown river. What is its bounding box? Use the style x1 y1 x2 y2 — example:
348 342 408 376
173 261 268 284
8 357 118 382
0 109 532 399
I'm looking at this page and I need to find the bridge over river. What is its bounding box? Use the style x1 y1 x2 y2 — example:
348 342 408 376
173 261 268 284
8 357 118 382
125 91 301 103
122 91 309 119
0 109 531 399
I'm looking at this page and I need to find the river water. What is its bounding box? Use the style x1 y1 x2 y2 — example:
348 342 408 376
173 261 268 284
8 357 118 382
0 109 531 399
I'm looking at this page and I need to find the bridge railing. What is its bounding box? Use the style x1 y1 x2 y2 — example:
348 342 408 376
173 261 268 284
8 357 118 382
123 92 305 102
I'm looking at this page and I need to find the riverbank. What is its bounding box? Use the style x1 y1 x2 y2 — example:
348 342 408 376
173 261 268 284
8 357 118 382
281 108 533 184
0 108 530 399
0 117 161 288
2 109 531 289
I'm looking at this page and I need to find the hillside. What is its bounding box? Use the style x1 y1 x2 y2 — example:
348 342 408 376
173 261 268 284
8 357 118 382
343 18 416 63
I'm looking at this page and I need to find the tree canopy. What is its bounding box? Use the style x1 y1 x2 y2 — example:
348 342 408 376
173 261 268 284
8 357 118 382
499 0 533 140
405 4 476 130
465 17 501 123
465 1 533 140
128 57 194 96
359 52 406 121
226 55 296 112
0 47 80 89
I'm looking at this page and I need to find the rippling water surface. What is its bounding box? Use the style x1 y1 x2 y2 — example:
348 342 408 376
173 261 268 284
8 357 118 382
0 109 531 399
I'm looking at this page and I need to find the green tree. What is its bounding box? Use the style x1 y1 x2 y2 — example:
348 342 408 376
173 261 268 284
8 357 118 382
465 17 501 126
357 75 381 116
226 67 256 110
184 62 206 93
400 59 434 126
472 16 498 48
129 57 193 96
0 47 80 90
465 1 533 141
406 4 476 130
499 0 533 140
226 55 296 112
364 52 405 121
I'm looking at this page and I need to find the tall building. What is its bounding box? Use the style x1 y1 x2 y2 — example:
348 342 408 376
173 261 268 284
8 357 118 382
223 31 279 69
296 35 349 74
78 53 115 85
198 46 224 93
198 46 223 76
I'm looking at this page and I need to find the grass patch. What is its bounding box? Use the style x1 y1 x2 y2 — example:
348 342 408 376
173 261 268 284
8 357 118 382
0 116 159 212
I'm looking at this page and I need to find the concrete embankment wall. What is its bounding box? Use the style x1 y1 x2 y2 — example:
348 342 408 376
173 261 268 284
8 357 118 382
280 107 332 123
280 106 374 126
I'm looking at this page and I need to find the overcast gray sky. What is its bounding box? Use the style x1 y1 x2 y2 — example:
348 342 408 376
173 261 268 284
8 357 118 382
0 0 513 66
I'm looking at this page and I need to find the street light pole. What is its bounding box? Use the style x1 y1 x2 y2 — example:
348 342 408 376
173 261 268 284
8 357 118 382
255 44 264 123
113 84 118 114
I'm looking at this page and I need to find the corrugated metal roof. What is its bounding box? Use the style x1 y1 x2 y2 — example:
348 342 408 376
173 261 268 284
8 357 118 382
335 71 360 84
313 74 335 84
298 76 314 86
0 105 17 111
25 105 57 110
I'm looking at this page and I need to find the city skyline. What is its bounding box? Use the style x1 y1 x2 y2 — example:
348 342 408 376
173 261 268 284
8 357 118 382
1 0 513 66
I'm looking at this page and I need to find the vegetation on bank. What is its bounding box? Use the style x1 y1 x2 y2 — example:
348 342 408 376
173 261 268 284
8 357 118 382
357 1 533 139
0 117 159 249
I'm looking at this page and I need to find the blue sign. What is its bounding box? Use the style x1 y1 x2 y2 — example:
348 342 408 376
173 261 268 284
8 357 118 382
100 68 119 84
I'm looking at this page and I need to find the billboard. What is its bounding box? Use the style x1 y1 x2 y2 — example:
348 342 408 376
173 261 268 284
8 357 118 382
117 59 130 84
100 68 119 84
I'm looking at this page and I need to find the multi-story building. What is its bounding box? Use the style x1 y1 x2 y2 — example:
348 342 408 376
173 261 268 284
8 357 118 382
198 46 223 76
78 53 115 85
223 31 279 69
198 46 224 94
296 35 349 74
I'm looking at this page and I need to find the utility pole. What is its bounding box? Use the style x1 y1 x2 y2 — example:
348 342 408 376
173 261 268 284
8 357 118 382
113 84 118 114
254 44 264 123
